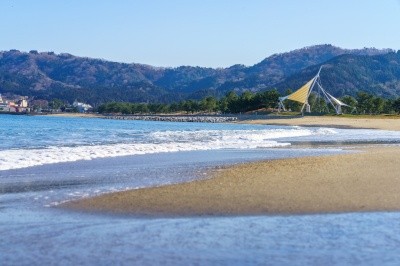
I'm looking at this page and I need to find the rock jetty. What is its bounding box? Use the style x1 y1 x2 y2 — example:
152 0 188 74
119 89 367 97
103 115 238 123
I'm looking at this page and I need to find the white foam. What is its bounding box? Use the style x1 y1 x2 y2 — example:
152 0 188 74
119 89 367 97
0 127 334 171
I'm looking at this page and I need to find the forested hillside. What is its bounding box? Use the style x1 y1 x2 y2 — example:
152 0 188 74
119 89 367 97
274 52 400 98
0 45 397 105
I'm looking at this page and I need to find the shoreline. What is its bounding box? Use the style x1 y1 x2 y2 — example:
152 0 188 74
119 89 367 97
60 116 400 216
242 116 400 131
63 146 400 216
35 113 400 131
34 112 104 118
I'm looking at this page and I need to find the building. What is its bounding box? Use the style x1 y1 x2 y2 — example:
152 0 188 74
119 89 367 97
0 94 9 111
17 98 28 108
73 100 93 113
0 94 30 113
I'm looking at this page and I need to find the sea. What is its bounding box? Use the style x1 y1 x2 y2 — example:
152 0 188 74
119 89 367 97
1 114 400 265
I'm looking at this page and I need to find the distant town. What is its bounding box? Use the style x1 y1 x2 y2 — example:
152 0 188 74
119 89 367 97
0 94 92 114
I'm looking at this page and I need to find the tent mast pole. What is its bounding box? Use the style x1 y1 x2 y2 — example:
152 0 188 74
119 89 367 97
302 66 323 113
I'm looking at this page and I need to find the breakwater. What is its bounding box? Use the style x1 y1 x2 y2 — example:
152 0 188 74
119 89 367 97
103 115 238 123
102 114 305 123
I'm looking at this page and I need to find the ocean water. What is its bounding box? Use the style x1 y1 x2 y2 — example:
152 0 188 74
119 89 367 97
1 114 400 265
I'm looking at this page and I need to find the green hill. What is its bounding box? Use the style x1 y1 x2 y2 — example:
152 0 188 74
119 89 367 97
0 45 397 105
274 51 400 98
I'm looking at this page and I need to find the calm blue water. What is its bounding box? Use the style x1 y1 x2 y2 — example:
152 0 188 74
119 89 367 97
1 114 400 265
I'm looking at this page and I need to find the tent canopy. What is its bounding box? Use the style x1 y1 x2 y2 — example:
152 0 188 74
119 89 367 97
326 92 349 107
278 66 349 114
280 77 316 104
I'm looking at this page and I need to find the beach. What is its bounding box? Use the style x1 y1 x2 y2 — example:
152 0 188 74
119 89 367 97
243 115 400 131
64 116 400 216
4 114 400 264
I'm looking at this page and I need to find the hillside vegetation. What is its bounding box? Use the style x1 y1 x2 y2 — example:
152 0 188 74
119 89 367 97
0 45 398 105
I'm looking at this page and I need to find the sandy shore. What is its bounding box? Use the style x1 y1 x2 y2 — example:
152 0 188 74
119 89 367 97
243 116 400 131
64 146 400 216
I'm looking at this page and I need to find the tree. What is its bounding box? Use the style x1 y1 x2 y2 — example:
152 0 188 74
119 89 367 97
218 97 229 113
308 93 329 113
48 98 64 110
136 103 149 113
340 95 357 113
383 99 395 114
120 103 132 114
226 91 239 113
238 91 254 112
356 92 375 114
182 100 198 114
340 96 357 107
200 96 217 113
393 98 400 114
169 103 179 113
373 97 385 114
263 89 280 109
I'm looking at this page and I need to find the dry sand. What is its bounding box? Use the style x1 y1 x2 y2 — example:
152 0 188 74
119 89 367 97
243 116 400 131
64 146 400 216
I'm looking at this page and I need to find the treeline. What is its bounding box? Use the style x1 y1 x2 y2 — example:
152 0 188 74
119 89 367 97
337 92 400 114
97 90 280 114
96 90 400 115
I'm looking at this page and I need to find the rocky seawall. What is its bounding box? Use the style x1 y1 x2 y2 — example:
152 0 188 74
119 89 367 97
103 115 238 123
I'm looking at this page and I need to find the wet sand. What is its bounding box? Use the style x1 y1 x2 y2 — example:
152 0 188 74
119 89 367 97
64 146 400 216
243 116 400 131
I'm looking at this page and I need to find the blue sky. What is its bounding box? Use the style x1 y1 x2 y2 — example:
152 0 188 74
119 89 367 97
1 0 400 67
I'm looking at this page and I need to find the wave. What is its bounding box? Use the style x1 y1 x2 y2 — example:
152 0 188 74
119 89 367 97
0 127 335 171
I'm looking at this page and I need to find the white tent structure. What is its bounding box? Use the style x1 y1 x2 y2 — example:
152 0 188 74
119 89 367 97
278 66 349 114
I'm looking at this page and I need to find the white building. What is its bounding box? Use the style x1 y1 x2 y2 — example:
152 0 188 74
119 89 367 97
73 100 93 113
0 94 8 111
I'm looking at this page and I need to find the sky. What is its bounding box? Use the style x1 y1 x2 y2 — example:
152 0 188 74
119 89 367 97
1 0 400 68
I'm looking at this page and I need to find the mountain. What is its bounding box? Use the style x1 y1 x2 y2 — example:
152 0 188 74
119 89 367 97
0 45 397 105
273 51 400 98
147 44 394 97
0 50 171 105
235 45 394 89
